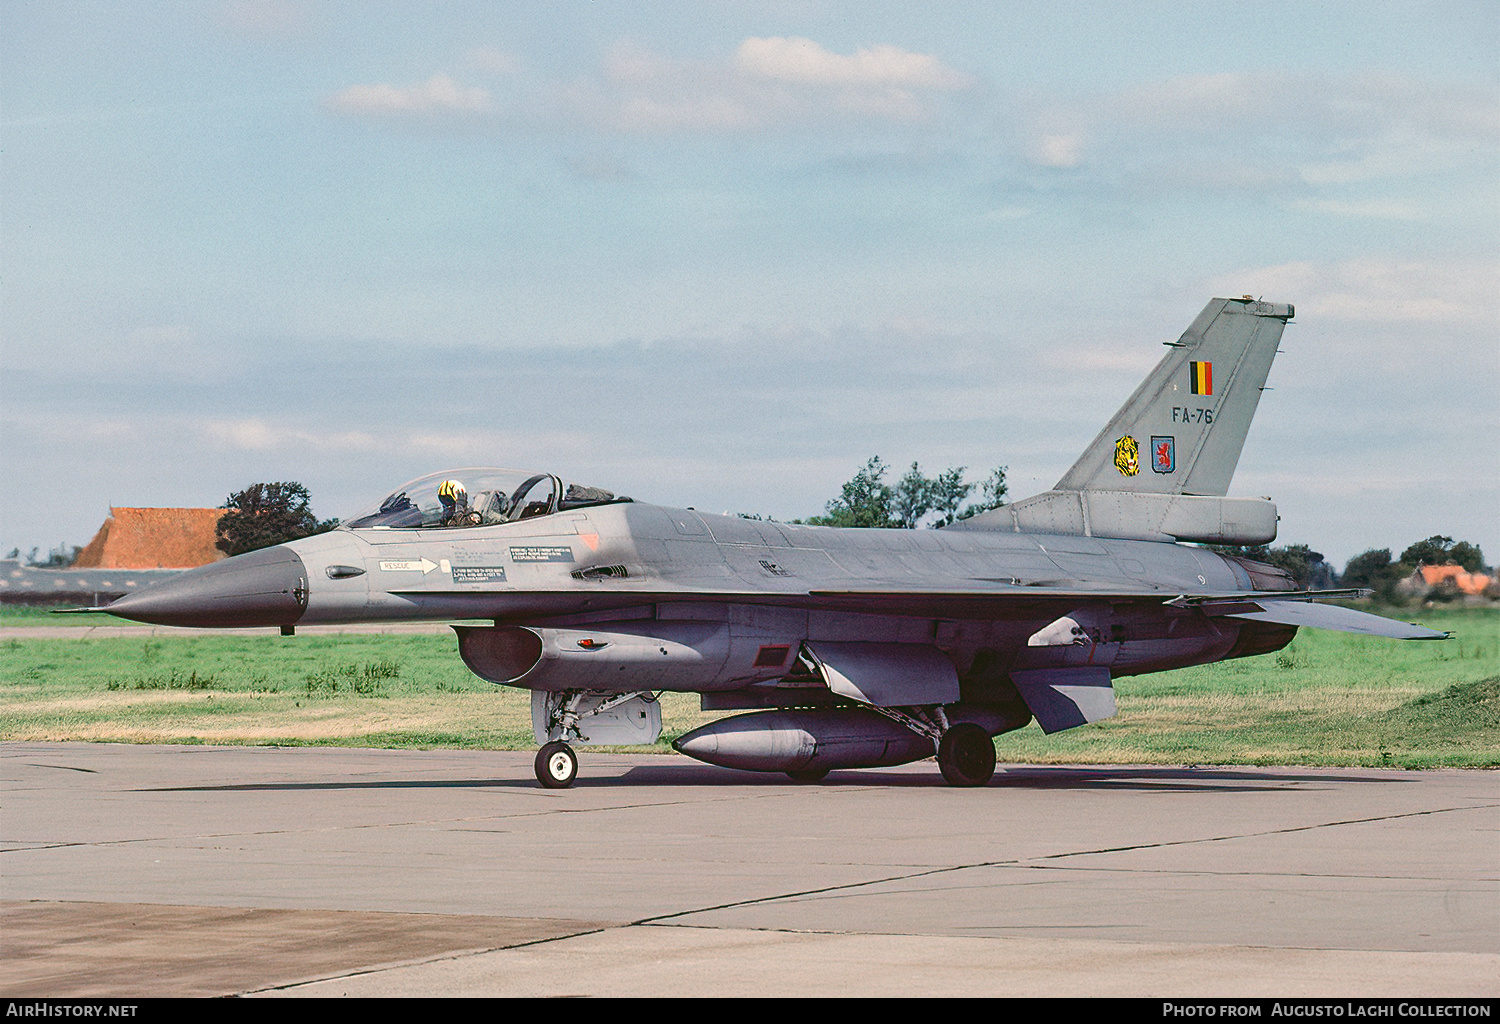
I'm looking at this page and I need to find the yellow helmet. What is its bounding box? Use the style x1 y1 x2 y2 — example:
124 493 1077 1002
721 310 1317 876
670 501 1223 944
437 479 466 503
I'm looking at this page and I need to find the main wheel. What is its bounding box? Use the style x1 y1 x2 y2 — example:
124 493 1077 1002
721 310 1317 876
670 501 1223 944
937 724 996 787
786 767 830 784
535 741 578 789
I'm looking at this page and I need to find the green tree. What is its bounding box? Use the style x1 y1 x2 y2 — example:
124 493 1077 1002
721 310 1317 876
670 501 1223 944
1210 543 1333 589
803 457 896 528
1270 543 1335 589
928 467 975 528
25 543 81 568
806 460 1008 529
891 462 937 529
1341 548 1403 600
956 466 1008 521
216 482 339 557
1399 535 1485 573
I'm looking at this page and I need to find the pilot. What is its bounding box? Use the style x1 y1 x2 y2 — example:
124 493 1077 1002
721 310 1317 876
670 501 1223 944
436 479 479 527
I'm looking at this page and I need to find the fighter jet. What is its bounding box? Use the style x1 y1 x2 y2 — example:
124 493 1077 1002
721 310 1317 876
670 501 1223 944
104 298 1447 788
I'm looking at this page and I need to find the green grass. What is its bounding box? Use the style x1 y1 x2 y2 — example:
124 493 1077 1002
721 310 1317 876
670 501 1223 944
1 606 1496 767
992 606 1499 768
0 603 106 624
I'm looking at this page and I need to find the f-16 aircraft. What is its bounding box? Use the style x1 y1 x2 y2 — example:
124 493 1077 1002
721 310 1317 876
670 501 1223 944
104 297 1446 788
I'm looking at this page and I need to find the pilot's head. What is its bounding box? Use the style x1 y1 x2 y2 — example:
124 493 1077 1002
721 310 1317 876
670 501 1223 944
437 479 467 511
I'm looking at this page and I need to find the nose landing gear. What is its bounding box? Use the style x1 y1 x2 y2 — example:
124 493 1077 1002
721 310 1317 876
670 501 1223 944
535 741 578 788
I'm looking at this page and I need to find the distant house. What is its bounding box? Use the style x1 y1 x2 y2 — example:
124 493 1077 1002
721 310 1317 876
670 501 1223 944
73 508 226 570
1406 564 1495 598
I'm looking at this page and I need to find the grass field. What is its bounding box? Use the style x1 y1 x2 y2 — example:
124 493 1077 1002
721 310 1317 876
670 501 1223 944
1 605 1495 767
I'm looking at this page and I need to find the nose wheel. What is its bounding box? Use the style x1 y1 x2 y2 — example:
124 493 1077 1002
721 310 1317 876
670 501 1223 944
535 741 578 788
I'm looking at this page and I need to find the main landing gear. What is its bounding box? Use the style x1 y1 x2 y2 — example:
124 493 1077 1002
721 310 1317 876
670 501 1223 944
936 723 997 787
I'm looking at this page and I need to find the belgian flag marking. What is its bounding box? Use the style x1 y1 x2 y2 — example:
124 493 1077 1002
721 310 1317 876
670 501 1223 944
1189 361 1213 395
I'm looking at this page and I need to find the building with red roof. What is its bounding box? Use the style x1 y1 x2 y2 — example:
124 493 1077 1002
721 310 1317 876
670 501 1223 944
72 508 226 570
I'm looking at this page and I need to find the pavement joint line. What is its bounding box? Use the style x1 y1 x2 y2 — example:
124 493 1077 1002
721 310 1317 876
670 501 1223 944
238 925 620 995
1026 802 1500 863
626 803 1500 926
4 800 1493 858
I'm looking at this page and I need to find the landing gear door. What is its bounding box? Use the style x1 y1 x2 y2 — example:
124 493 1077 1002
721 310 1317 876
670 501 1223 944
531 691 663 746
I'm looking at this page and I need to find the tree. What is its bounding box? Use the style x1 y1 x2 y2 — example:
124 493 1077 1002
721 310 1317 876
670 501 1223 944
24 543 81 568
1211 543 1334 589
803 457 896 528
956 466 1008 521
1341 548 1403 598
891 462 937 530
928 467 975 528
216 482 338 557
1399 535 1485 573
1270 543 1335 589
804 460 1007 529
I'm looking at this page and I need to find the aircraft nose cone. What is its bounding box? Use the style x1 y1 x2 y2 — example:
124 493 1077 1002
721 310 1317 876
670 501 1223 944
105 544 309 628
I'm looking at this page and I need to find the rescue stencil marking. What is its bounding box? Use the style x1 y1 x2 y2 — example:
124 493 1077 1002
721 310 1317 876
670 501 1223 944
510 545 575 563
378 558 439 574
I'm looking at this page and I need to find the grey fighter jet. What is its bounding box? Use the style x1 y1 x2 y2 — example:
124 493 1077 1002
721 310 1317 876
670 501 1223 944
104 298 1447 788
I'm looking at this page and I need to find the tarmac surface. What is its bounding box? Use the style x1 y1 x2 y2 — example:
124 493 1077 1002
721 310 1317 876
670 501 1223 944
1 742 1496 998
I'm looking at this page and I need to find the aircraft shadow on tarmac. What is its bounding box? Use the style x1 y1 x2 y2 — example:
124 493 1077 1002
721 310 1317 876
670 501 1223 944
141 764 1412 794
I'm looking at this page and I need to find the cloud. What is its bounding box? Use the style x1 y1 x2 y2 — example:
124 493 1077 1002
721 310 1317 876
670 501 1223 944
592 37 973 133
1290 198 1426 220
204 419 383 453
328 37 972 135
1028 133 1084 169
732 37 971 91
1017 71 1497 198
328 74 490 116
1208 259 1499 328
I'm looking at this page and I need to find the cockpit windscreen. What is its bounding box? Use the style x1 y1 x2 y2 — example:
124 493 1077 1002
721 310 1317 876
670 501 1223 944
341 469 628 530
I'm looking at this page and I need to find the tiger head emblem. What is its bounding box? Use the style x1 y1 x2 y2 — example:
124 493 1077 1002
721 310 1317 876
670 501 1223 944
1114 435 1140 477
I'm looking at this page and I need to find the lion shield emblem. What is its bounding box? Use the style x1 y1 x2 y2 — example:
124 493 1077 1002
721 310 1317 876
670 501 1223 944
1114 435 1140 477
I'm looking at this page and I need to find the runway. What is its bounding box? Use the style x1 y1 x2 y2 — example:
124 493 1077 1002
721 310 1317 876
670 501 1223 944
2 742 1496 997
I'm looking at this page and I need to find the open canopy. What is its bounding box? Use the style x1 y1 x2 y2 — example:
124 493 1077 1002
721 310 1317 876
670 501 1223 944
341 469 628 530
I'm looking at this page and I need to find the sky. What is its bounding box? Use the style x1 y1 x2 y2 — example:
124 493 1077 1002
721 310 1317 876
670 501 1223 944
3 0 1497 571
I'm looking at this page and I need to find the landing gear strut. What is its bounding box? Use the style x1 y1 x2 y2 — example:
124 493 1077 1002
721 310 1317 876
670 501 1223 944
535 740 578 789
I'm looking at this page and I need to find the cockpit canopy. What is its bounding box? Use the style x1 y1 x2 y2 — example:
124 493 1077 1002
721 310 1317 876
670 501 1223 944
341 469 629 531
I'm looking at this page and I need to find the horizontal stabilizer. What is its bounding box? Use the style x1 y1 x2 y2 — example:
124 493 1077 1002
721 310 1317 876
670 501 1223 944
1227 601 1449 640
1009 666 1116 733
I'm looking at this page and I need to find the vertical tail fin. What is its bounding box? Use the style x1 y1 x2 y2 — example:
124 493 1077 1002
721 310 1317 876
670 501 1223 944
1056 297 1293 497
